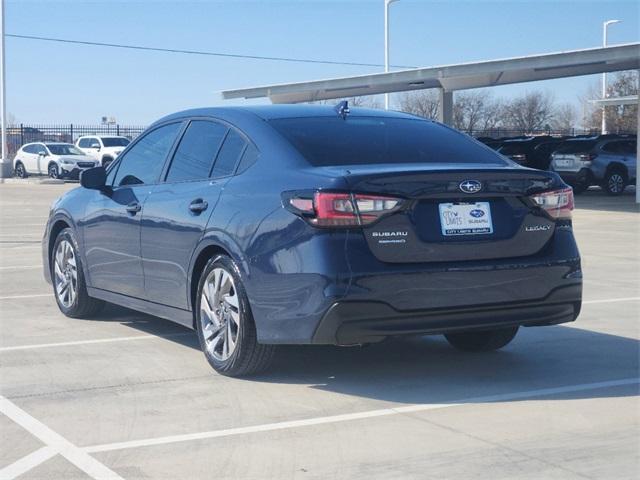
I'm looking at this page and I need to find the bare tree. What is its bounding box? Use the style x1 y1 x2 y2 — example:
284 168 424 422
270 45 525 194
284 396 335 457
503 91 555 132
580 71 637 133
398 90 439 119
453 90 497 133
552 103 577 132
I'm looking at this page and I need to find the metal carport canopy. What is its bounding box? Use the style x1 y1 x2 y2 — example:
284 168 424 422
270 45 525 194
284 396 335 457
221 43 640 103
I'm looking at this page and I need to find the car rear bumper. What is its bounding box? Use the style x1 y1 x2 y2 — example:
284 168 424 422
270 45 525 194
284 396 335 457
312 283 581 345
554 168 593 186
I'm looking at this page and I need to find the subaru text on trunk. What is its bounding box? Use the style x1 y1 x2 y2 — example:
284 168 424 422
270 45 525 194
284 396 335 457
42 105 582 376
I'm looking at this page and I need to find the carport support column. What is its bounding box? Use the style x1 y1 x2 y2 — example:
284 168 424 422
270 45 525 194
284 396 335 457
437 88 453 126
0 0 9 179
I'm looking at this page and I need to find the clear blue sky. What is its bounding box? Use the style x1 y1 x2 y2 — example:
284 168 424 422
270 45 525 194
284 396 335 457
6 0 639 124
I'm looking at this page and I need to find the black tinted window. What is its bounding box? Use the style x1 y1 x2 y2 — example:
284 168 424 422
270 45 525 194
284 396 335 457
270 117 506 166
166 121 226 183
101 137 130 147
556 140 597 154
211 130 246 178
602 141 622 153
237 143 259 173
114 123 181 186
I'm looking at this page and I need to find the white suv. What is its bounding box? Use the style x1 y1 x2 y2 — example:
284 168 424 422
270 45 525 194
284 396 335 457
75 136 130 167
13 142 97 179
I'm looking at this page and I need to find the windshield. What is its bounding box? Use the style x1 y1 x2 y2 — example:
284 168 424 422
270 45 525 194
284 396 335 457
101 137 130 147
555 140 597 154
269 117 506 167
47 144 85 156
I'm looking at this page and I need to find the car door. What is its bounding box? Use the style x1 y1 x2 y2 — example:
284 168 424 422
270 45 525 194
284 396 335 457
35 144 49 174
141 120 250 309
82 122 184 298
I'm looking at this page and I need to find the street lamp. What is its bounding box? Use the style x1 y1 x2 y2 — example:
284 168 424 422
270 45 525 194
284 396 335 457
601 19 621 134
0 0 7 178
384 0 399 110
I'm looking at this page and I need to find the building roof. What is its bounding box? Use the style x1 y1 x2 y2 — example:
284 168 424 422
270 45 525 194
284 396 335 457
221 43 640 104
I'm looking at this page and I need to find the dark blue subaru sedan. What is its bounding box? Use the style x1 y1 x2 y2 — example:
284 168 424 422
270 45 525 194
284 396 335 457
43 105 582 376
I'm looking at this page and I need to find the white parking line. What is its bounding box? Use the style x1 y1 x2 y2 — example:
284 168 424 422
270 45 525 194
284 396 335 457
0 265 41 271
0 293 51 300
0 395 124 480
0 332 193 352
0 446 57 480
83 378 638 454
583 297 640 305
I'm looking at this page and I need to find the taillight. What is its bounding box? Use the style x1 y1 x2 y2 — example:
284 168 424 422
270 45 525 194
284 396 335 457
285 191 402 227
578 153 597 164
530 187 574 220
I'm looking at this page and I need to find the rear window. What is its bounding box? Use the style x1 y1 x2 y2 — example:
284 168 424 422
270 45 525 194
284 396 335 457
498 143 528 155
269 117 505 167
555 140 597 154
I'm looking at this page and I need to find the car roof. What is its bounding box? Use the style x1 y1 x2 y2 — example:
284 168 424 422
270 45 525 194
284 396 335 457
155 104 425 125
77 135 127 138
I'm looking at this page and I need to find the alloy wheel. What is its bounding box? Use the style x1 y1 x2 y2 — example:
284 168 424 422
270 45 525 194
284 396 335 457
15 164 25 178
200 267 241 361
54 239 77 308
608 173 624 194
49 164 59 179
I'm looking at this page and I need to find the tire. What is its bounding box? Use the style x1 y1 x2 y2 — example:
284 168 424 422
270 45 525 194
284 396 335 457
102 156 113 168
195 255 275 377
52 228 104 318
445 326 519 352
48 162 60 179
14 161 27 178
603 168 627 196
570 182 587 195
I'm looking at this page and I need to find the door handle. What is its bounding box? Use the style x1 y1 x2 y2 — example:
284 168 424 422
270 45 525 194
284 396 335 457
189 199 208 214
126 202 142 214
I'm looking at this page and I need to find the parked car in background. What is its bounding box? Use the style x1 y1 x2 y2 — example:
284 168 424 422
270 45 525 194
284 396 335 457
13 142 98 179
551 137 637 195
75 135 131 167
498 136 566 170
43 105 581 376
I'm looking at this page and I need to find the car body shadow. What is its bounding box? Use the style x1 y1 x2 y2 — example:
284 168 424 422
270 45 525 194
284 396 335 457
101 303 639 405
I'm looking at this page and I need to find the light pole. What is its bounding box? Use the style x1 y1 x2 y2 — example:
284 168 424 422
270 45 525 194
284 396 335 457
601 19 621 134
384 0 399 110
0 0 7 178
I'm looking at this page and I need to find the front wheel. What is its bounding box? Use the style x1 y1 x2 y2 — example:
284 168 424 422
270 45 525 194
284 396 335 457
603 169 627 196
445 326 519 352
196 255 275 376
48 162 60 179
52 228 104 317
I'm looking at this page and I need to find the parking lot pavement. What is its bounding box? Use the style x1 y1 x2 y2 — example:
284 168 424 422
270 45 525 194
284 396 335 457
0 182 638 480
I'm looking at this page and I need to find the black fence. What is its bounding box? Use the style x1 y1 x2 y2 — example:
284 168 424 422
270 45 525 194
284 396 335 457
469 128 604 139
6 124 147 158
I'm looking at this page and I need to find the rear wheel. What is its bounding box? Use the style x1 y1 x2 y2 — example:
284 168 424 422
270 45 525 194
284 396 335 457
52 228 104 317
603 168 627 196
14 161 27 178
48 162 60 179
196 255 275 376
445 326 519 352
570 182 587 195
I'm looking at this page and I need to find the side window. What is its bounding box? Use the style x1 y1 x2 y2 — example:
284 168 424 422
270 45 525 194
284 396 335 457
36 144 47 155
211 130 246 178
78 138 90 148
23 145 35 154
236 143 259 173
89 138 100 148
621 141 636 154
165 120 227 183
113 123 182 187
601 141 621 154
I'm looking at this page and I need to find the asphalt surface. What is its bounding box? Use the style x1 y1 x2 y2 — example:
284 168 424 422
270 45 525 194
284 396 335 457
0 181 638 480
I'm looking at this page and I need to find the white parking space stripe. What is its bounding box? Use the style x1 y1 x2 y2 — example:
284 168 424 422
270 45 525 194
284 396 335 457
0 294 50 300
583 297 640 305
0 396 124 480
0 265 41 270
0 333 193 352
0 446 57 480
83 378 638 454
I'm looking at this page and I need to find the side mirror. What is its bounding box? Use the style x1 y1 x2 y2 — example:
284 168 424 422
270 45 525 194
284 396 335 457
80 166 107 190
91 144 101 151
38 151 48 157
